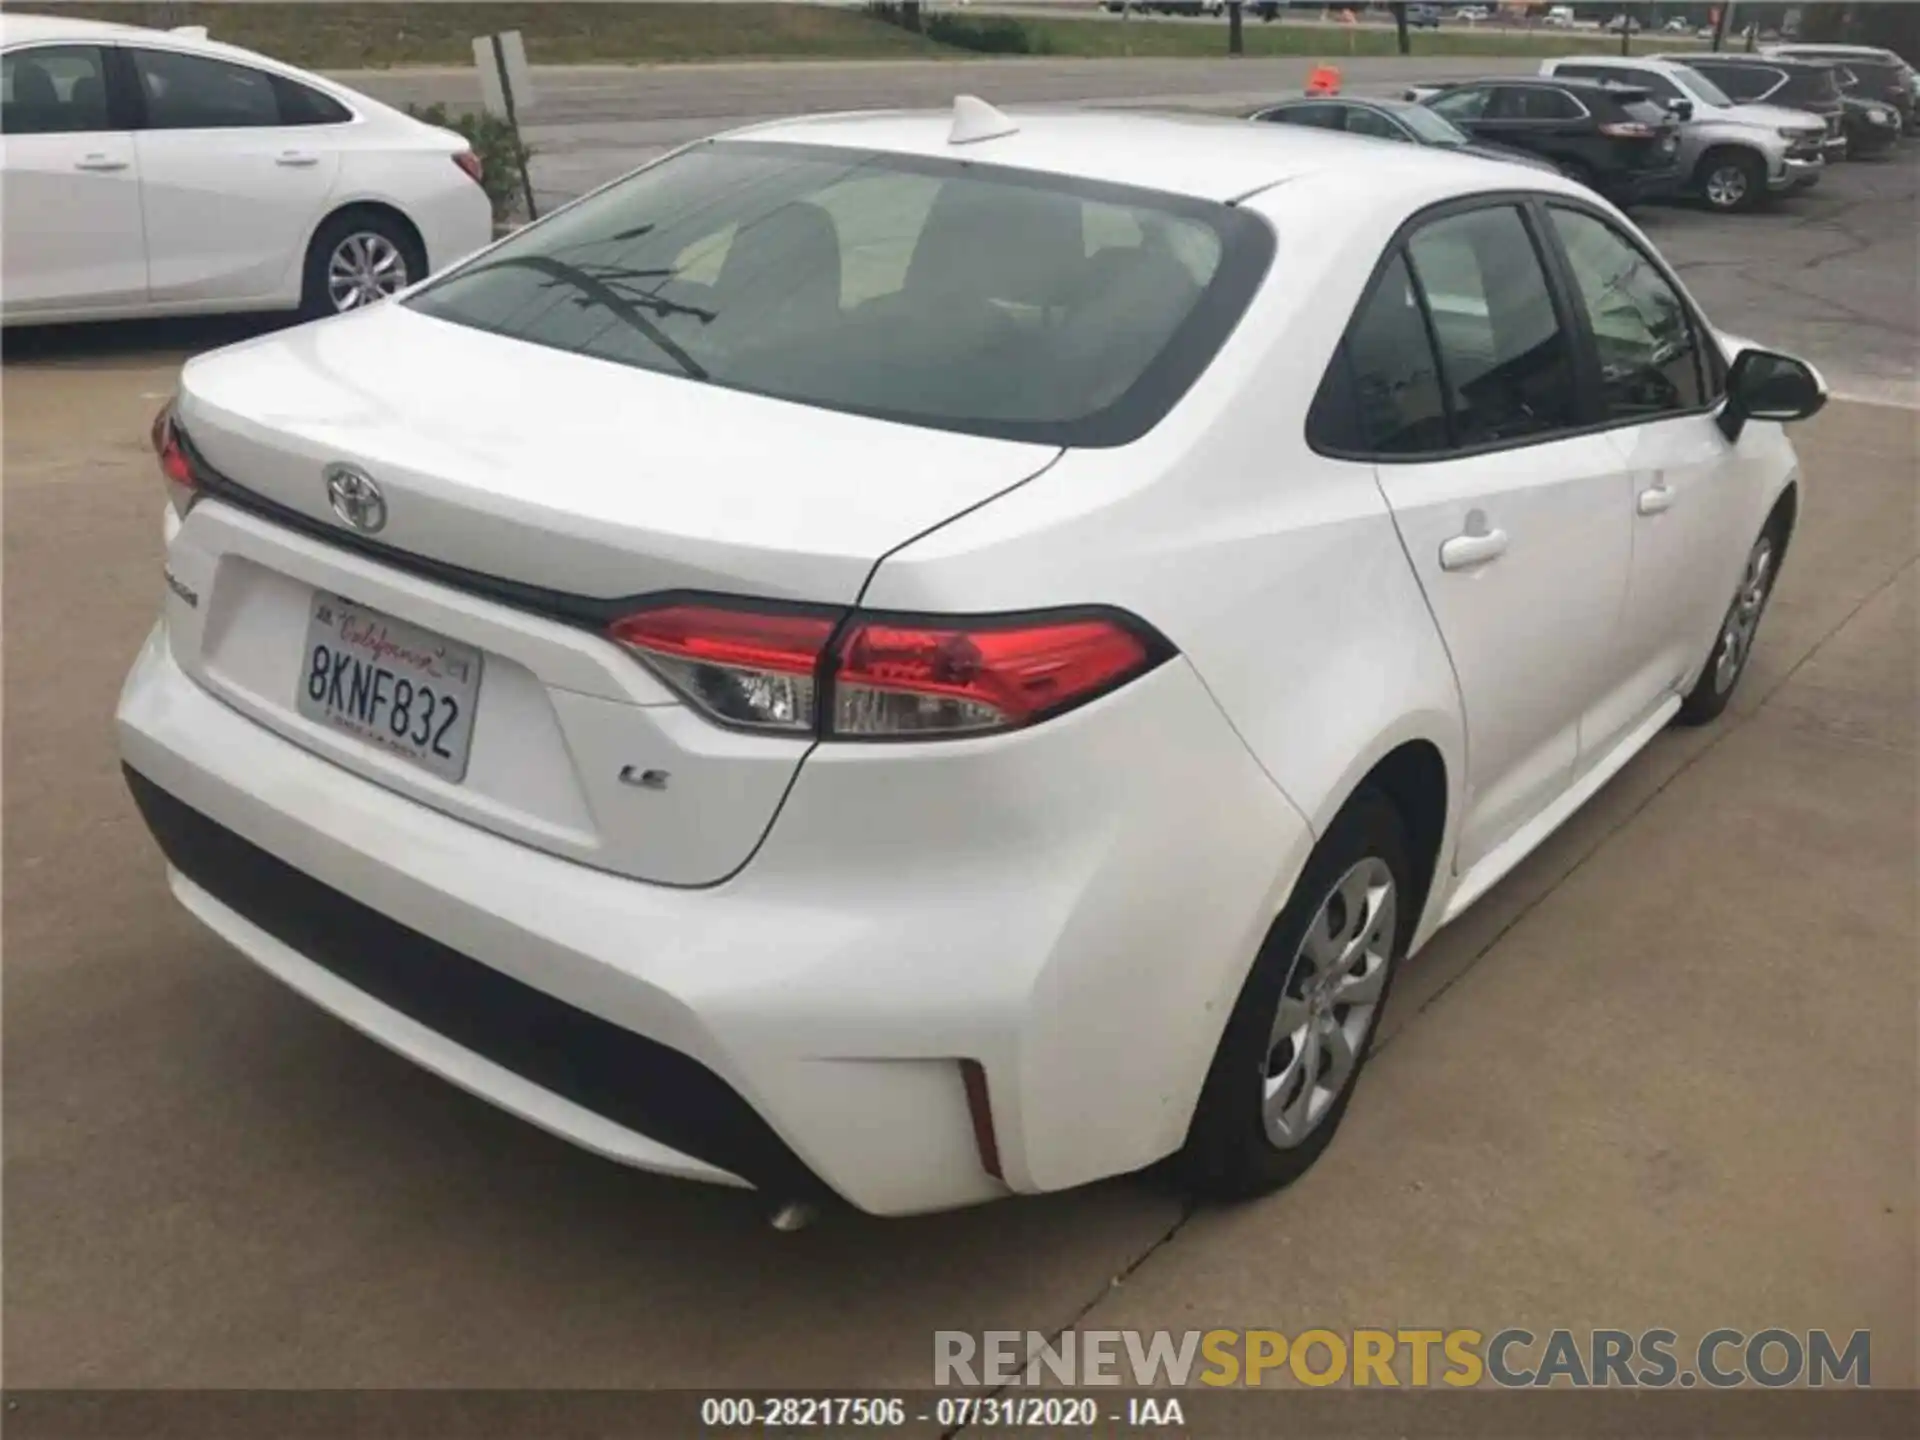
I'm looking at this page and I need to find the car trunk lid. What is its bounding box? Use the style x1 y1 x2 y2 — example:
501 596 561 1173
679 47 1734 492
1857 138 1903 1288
166 304 1058 885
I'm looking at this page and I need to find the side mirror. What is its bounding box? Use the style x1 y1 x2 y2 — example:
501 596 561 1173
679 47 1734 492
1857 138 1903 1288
1717 347 1828 441
1669 98 1695 121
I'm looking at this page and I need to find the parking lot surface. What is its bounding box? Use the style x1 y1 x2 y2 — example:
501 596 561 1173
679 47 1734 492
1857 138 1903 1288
4 62 1916 1403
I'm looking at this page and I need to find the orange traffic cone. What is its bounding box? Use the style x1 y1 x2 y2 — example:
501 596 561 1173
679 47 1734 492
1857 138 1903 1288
1306 64 1342 96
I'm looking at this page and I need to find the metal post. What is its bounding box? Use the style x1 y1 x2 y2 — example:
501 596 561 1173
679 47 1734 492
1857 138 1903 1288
1229 1 1244 53
491 33 538 222
1711 2 1733 52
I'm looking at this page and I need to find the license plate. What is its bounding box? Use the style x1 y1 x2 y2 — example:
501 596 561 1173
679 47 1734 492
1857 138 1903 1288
296 594 483 782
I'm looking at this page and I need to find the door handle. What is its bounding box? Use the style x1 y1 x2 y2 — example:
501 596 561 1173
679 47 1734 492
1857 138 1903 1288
1637 482 1676 516
276 152 320 167
1439 521 1510 573
74 155 129 172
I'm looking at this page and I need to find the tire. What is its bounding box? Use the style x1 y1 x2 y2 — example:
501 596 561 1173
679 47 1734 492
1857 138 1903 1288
1675 520 1783 727
1180 788 1414 1201
1697 149 1766 213
299 209 426 321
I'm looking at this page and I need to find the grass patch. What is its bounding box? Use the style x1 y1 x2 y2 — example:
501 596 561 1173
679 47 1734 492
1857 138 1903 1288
1012 14 1705 61
18 2 952 68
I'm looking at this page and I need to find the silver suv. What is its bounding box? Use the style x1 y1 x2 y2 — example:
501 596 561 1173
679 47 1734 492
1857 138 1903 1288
1540 56 1829 211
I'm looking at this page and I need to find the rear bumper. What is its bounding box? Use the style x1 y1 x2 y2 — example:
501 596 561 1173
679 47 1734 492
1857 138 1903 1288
118 623 1310 1216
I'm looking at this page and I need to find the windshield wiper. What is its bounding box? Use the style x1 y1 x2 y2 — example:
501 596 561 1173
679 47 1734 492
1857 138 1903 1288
453 255 710 380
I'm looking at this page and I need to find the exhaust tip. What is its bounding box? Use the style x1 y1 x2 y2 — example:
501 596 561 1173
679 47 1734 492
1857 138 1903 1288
768 1200 817 1233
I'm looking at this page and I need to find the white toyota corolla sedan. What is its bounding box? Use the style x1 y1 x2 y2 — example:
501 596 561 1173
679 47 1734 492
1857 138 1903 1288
117 101 1825 1219
2 13 491 326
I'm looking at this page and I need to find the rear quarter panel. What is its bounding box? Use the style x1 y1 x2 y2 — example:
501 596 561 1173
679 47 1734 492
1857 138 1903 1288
861 171 1471 952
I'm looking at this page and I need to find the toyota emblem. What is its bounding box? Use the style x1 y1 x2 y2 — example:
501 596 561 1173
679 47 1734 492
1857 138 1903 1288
324 463 387 534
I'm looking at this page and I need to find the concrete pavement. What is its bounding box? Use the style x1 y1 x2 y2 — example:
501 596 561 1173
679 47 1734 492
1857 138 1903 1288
3 347 1913 1398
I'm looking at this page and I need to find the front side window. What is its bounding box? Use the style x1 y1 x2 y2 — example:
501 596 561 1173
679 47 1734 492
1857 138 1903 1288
1547 207 1704 419
1404 205 1582 447
1 45 111 135
1696 64 1779 102
408 141 1272 446
1429 87 1491 121
1665 66 1734 106
132 49 280 129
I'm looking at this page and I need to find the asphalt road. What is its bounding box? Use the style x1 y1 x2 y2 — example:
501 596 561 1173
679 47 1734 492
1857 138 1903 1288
4 55 1917 1421
330 57 1920 405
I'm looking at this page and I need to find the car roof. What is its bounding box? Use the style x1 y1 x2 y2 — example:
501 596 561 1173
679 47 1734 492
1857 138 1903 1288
1546 54 1693 73
724 107 1565 205
1769 43 1897 57
1455 74 1639 92
1670 52 1826 69
1263 94 1422 114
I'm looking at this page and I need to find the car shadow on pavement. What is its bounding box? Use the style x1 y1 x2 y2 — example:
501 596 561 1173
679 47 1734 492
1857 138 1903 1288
3 314 294 367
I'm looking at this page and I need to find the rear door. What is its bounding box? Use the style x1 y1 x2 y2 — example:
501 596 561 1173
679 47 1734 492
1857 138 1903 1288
127 45 341 305
1357 201 1632 875
0 43 147 317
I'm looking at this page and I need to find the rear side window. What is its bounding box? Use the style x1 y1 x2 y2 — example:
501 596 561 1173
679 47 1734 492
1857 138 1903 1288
1404 205 1581 447
1343 106 1411 141
1262 103 1344 129
132 48 278 129
1 45 111 135
407 141 1273 447
1492 86 1586 121
272 75 353 126
1308 253 1448 455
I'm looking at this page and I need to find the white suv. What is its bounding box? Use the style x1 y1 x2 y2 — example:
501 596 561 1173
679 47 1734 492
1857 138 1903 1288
118 106 1826 1218
1540 55 1831 210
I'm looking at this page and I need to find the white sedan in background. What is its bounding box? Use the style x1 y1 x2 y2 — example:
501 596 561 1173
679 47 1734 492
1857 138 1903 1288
120 101 1825 1219
1 13 492 326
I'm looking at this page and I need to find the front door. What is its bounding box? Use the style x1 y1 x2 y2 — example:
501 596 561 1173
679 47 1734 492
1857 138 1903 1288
1361 203 1633 875
1541 203 1754 762
126 46 340 305
0 43 147 317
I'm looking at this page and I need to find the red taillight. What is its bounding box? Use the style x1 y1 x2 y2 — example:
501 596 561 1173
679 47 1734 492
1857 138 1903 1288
1599 121 1657 138
610 603 836 734
151 402 197 515
608 599 1167 741
452 149 484 186
832 614 1152 737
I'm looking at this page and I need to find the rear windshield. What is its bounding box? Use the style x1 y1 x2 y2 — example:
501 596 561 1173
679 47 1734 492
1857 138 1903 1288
408 140 1275 447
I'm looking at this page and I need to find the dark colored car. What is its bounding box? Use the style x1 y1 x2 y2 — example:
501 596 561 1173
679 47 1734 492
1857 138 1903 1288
1769 46 1917 135
1410 78 1683 206
1669 53 1852 162
1832 75 1907 157
1408 4 1442 27
1251 95 1562 174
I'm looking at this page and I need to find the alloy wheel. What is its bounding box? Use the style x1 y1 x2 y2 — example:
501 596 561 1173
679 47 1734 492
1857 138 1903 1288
326 232 410 312
1713 536 1775 695
1705 164 1750 210
1262 858 1396 1149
